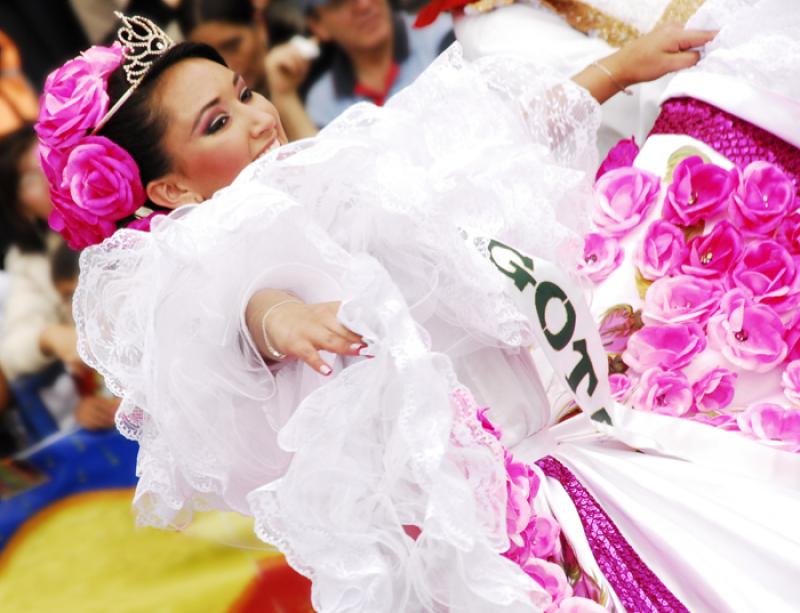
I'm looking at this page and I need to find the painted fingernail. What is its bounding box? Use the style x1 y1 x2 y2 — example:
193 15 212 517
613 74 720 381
320 365 332 376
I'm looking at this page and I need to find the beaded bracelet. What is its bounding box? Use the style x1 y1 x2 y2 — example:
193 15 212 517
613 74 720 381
260 298 301 361
592 61 633 96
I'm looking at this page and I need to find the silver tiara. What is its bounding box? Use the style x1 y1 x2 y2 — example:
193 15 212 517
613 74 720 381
92 12 175 134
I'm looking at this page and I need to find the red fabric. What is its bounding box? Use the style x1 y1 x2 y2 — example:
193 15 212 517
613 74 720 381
354 63 401 107
414 0 469 27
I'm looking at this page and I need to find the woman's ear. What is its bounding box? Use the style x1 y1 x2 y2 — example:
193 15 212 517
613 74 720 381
146 175 203 209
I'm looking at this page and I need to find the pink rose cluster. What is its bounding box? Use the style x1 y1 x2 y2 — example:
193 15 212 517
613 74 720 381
36 44 147 249
586 141 800 451
476 409 603 611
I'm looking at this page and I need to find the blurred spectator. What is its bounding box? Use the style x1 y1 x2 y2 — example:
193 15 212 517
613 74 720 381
0 1 89 89
301 0 452 128
0 30 39 138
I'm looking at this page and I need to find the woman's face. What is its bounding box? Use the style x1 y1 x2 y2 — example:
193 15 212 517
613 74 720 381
155 58 287 200
18 141 52 221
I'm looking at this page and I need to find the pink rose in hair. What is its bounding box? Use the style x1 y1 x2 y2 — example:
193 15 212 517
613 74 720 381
707 289 787 373
623 322 706 373
577 233 623 283
731 240 800 316
591 166 661 238
692 368 737 413
642 275 723 327
36 44 123 155
595 136 639 180
634 220 687 280
662 156 737 226
782 360 800 406
681 220 742 279
729 161 795 235
630 368 693 417
736 403 800 447
48 189 111 249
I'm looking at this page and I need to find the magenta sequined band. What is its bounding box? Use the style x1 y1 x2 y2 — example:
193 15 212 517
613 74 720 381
650 97 800 193
535 456 689 613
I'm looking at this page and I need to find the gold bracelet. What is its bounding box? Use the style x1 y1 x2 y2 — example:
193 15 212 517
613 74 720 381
592 61 633 96
260 298 301 361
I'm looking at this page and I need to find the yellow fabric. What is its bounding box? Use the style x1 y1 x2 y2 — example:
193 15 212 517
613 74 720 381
0 489 281 612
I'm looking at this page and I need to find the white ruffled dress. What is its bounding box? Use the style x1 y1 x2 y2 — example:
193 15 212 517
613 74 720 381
75 1 800 611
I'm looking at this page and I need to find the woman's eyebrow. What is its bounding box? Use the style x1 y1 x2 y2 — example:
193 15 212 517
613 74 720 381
191 74 242 134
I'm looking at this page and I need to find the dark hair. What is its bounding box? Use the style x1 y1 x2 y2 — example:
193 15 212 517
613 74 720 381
181 0 256 34
0 124 48 256
97 42 226 221
50 240 80 283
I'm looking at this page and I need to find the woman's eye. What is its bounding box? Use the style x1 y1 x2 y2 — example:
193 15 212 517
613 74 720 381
206 115 229 135
240 87 253 102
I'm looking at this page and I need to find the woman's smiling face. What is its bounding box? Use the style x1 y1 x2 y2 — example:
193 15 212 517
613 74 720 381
153 58 287 201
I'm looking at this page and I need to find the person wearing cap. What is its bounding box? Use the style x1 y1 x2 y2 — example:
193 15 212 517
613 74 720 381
299 0 452 128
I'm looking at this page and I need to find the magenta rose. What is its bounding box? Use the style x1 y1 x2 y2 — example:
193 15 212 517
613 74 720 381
681 220 743 279
609 373 633 402
731 240 800 316
591 166 661 238
642 275 723 326
595 136 639 180
729 161 795 235
48 188 112 249
775 212 800 255
36 44 123 154
785 324 800 364
598 305 643 355
737 403 800 446
522 558 572 607
634 220 687 280
630 368 693 417
707 289 787 373
623 322 706 373
577 232 623 283
692 368 737 413
782 360 800 406
662 156 737 227
127 211 167 232
556 598 608 613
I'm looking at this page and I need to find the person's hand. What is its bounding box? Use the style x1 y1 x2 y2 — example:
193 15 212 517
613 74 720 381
75 396 119 430
39 324 87 374
265 42 312 99
603 24 717 89
264 301 364 375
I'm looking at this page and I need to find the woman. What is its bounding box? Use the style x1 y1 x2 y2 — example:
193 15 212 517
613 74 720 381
39 6 798 612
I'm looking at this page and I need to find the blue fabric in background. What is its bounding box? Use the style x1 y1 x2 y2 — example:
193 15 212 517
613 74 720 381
0 428 138 548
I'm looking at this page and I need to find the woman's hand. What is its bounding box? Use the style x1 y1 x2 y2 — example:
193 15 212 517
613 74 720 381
265 42 312 99
606 24 718 88
246 290 364 375
573 24 717 104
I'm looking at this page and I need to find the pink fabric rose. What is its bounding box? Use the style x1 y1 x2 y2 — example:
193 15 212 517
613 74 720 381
731 240 800 316
707 289 787 373
598 305 643 355
681 220 743 279
556 598 608 613
630 368 693 416
692 368 737 413
782 360 800 406
127 211 166 232
662 156 737 226
642 275 722 326
623 322 706 373
522 558 573 608
609 373 633 401
785 324 800 364
577 233 623 283
36 44 123 154
591 166 661 237
51 136 146 249
737 403 800 446
595 136 639 180
634 220 687 280
729 161 795 235
775 212 800 255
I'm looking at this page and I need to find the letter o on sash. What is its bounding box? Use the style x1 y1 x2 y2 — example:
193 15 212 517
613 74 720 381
535 281 576 351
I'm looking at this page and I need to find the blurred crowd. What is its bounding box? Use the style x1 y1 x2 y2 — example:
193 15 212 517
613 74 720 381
0 0 452 457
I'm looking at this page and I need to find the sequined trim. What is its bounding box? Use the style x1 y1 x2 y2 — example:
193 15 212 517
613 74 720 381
536 456 689 612
540 0 640 47
651 97 800 194
656 0 705 27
